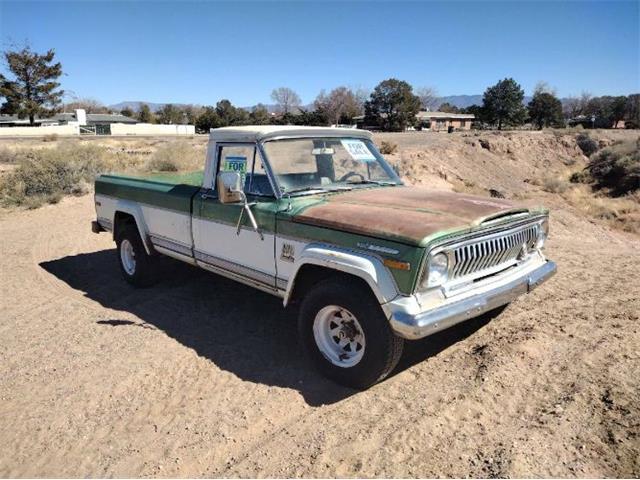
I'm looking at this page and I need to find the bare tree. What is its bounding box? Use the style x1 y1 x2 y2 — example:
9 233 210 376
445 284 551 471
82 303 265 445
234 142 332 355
579 92 593 114
416 86 439 111
533 81 556 96
314 86 362 124
64 97 109 113
270 87 301 115
562 96 582 118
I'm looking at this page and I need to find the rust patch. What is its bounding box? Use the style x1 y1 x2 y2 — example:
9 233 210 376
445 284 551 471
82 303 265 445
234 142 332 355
293 186 527 245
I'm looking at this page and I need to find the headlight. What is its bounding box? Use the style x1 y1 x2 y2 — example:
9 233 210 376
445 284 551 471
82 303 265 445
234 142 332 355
536 218 549 249
423 252 449 289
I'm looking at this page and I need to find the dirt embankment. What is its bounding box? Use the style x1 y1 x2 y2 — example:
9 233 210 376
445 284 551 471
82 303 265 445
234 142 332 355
0 131 638 477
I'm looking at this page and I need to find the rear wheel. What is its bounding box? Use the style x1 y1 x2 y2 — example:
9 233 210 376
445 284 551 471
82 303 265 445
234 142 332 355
298 278 404 389
116 224 157 287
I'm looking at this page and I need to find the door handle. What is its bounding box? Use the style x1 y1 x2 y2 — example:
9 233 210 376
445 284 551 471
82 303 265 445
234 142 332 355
201 192 216 200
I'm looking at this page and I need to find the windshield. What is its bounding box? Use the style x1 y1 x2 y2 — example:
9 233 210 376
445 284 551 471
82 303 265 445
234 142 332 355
261 137 401 194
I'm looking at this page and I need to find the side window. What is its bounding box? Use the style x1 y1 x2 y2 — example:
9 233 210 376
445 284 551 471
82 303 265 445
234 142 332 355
217 144 273 197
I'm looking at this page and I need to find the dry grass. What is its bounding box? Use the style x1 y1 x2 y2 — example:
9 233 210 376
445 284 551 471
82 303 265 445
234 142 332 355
562 185 640 234
0 139 204 208
379 140 398 155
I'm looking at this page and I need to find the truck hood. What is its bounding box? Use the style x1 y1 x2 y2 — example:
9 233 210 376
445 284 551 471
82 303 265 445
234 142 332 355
292 186 536 246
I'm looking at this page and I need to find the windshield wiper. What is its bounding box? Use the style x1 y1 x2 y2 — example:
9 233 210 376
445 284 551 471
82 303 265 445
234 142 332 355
284 186 330 196
345 179 398 186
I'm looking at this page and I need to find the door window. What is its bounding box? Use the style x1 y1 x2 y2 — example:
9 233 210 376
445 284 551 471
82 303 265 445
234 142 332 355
217 144 273 196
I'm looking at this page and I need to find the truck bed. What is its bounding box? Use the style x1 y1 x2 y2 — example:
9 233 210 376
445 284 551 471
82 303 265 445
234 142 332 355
95 171 204 213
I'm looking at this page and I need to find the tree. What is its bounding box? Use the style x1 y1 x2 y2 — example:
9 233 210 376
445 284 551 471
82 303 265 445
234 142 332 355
120 107 134 118
65 97 109 113
250 103 270 125
314 86 362 125
364 78 421 131
482 78 526 130
0 46 64 125
271 87 301 115
528 92 564 129
416 86 439 111
215 99 249 126
157 103 184 124
437 102 460 113
137 103 154 123
194 106 223 133
562 96 582 119
624 94 640 128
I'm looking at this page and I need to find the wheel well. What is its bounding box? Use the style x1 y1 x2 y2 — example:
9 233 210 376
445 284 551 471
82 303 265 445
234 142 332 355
287 264 376 306
113 211 136 241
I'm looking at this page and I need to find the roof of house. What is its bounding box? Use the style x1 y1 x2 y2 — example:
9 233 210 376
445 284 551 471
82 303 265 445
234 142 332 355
416 111 475 120
209 125 373 142
0 112 138 124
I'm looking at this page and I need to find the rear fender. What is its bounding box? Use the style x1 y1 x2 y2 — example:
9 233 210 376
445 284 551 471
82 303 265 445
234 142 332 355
283 243 400 307
113 199 152 254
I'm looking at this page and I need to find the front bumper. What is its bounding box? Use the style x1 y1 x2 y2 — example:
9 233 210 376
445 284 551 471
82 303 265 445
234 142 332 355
386 259 557 340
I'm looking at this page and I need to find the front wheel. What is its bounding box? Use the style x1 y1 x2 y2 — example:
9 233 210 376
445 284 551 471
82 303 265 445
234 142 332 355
298 279 404 389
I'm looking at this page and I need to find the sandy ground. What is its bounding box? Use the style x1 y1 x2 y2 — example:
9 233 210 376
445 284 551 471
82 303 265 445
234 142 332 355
0 132 639 477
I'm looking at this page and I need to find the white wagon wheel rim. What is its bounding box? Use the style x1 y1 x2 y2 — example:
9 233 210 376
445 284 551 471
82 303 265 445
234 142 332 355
313 305 366 368
120 239 136 275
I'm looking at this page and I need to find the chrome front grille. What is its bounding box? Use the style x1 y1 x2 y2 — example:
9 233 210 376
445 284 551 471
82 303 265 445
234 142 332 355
450 224 539 280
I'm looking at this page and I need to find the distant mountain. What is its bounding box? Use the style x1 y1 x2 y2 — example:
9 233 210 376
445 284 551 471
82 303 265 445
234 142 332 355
108 101 196 112
436 95 483 108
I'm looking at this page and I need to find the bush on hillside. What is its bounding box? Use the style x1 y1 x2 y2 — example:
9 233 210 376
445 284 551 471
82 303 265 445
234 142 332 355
576 133 599 157
587 138 640 196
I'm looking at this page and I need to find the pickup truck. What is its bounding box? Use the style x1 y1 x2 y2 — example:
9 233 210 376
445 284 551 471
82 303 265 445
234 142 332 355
93 126 556 389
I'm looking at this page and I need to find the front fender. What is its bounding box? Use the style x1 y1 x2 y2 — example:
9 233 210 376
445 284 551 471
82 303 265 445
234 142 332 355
283 243 400 306
113 199 153 254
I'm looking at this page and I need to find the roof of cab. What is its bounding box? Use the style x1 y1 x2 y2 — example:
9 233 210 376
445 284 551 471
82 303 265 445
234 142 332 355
208 125 373 143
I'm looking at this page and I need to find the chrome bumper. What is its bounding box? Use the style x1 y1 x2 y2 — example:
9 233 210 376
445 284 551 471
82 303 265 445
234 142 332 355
387 260 557 340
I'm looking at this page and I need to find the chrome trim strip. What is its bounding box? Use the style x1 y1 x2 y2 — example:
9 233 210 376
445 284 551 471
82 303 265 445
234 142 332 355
194 250 276 287
149 234 192 257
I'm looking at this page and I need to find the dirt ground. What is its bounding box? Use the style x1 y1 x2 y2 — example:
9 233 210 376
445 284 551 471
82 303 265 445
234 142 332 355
0 131 639 477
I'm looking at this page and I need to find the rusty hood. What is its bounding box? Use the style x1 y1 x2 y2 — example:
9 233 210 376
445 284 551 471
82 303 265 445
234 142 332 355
292 186 536 246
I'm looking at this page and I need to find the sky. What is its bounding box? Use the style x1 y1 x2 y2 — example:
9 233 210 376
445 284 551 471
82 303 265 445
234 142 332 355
1 0 638 107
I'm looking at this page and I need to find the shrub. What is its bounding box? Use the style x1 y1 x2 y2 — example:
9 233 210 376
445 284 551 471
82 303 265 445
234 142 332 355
42 133 58 142
569 169 591 184
542 177 568 193
379 141 398 155
587 138 640 196
145 141 200 172
576 133 599 157
0 143 109 208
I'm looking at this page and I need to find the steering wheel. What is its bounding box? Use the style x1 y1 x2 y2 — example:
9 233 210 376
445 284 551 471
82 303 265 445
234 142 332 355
339 171 365 183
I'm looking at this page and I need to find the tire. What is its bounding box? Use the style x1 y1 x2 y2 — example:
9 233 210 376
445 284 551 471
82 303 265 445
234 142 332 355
115 224 158 287
298 277 404 389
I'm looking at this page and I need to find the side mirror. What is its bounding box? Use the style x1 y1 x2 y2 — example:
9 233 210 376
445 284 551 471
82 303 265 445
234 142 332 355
217 171 243 204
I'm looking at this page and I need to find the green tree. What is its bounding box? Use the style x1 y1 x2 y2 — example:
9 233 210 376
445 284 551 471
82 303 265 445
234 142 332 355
120 107 134 118
482 78 526 130
624 94 640 128
437 102 460 113
528 92 564 129
0 46 64 125
249 103 271 124
157 103 184 124
364 78 421 131
137 103 154 123
215 99 249 126
195 106 223 133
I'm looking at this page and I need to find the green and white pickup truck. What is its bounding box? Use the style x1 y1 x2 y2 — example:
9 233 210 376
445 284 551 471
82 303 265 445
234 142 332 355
93 126 556 388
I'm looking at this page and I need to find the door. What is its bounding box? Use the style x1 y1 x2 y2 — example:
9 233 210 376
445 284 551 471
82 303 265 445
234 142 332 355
192 143 278 290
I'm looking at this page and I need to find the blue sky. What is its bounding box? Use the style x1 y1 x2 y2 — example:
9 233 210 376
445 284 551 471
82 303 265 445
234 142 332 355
1 1 638 106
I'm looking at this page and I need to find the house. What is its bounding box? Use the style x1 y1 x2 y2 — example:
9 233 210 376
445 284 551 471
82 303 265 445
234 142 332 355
0 109 138 129
416 111 475 131
353 110 475 131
